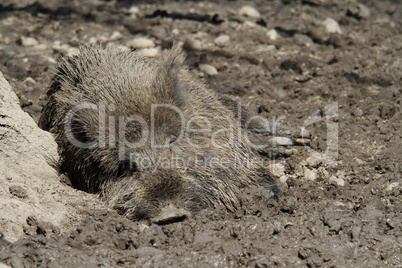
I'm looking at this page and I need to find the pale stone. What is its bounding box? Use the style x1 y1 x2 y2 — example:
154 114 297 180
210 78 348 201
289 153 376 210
323 18 342 34
128 6 139 14
270 163 286 177
239 6 261 18
266 29 278 41
306 153 322 168
110 31 123 40
304 167 317 181
271 137 293 146
128 37 155 49
329 175 345 186
199 64 218 75
214 34 230 47
21 36 38 47
137 47 159 57
172 28 179 35
386 182 399 191
67 47 80 57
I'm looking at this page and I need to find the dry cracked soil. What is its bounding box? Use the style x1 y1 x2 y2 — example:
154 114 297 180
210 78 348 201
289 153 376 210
0 0 401 267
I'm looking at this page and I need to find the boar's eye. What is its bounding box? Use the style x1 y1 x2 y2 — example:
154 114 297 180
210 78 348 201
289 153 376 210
167 135 178 146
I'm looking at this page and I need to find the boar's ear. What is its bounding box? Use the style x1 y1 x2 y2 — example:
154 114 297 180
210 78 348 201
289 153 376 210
164 43 186 74
156 44 187 105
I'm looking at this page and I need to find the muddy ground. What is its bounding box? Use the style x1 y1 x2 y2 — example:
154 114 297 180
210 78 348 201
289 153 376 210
0 0 401 267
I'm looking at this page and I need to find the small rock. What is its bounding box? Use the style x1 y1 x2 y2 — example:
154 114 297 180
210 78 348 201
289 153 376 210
298 248 310 260
172 28 179 35
88 37 97 45
67 47 80 57
127 37 155 49
23 77 36 86
386 218 397 229
21 36 38 47
239 6 261 18
52 41 70 54
323 18 342 34
110 31 123 40
270 163 286 177
386 182 399 191
350 223 362 239
214 34 230 47
128 6 139 15
199 64 218 76
244 21 257 28
33 44 48 50
329 175 345 186
136 247 165 257
347 3 370 19
352 108 363 117
137 48 159 57
183 37 203 50
266 29 278 41
304 167 317 181
306 154 322 168
271 137 293 146
44 56 57 64
9 185 28 199
138 223 149 232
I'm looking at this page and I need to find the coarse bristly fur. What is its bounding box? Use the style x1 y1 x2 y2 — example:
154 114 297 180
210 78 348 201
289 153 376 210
39 44 279 220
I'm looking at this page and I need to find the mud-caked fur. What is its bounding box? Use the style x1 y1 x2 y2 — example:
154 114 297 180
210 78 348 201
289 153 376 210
39 45 278 220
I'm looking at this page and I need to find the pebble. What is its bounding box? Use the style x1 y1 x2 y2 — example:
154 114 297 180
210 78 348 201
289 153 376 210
110 31 123 40
127 37 155 49
244 21 257 28
128 6 139 15
266 29 278 41
52 41 69 53
329 175 345 186
199 64 218 76
347 3 370 19
303 167 317 181
386 182 399 191
214 34 230 47
306 153 322 168
9 185 28 199
23 77 36 86
270 163 286 177
115 45 130 52
67 47 80 57
137 48 159 57
271 137 293 146
138 223 149 232
44 55 57 64
239 6 261 18
88 37 97 45
172 28 179 35
323 18 342 34
33 44 47 50
21 36 38 47
184 37 203 50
